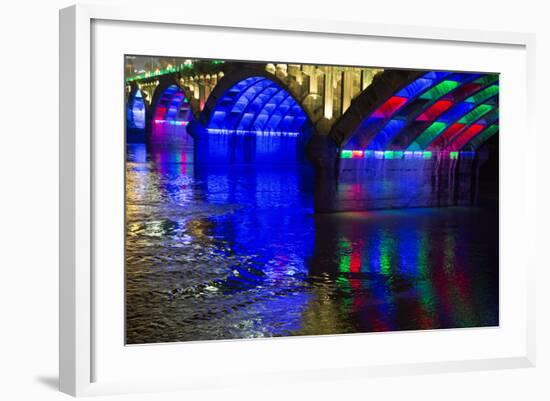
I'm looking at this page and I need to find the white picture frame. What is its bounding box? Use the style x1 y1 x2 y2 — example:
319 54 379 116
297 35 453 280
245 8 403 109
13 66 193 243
59 4 536 397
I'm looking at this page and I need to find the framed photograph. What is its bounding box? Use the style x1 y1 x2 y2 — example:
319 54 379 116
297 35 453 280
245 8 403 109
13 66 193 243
59 4 536 396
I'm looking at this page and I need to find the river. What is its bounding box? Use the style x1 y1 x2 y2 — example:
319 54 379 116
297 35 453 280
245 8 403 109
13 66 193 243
125 143 498 344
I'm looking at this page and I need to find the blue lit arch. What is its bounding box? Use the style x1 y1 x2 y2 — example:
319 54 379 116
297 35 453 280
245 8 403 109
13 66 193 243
203 76 311 136
192 69 315 163
127 86 147 130
149 81 195 146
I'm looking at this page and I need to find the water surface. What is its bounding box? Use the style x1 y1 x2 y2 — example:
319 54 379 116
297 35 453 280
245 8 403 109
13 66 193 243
125 144 498 344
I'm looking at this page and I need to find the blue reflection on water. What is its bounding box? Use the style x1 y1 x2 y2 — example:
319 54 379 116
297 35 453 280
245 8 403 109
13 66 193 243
125 144 498 344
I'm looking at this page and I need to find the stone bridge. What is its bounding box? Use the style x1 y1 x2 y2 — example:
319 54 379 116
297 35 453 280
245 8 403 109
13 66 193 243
126 60 499 212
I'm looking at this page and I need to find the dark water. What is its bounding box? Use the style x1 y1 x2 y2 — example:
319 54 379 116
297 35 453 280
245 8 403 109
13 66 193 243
125 143 499 344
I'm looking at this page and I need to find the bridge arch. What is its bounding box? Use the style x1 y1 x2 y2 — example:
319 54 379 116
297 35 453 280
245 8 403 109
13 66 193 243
331 70 499 154
126 84 148 143
190 68 316 164
328 70 424 149
149 78 195 147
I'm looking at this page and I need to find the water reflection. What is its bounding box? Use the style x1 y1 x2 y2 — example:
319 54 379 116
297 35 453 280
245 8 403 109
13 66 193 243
126 144 498 344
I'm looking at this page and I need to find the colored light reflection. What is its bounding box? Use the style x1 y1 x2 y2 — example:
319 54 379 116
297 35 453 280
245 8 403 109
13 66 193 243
306 208 498 334
127 143 498 341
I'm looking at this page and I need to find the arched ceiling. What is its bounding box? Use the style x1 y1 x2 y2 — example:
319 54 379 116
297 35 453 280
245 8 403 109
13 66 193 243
340 70 499 158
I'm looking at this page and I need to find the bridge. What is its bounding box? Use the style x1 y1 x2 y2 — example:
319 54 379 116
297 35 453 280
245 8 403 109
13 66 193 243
126 59 499 212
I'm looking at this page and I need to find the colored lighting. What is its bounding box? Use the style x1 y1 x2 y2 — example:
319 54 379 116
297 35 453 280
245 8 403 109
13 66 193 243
419 80 460 100
416 100 454 121
396 77 435 99
206 76 309 141
465 85 499 103
152 85 193 125
476 109 499 126
458 104 493 124
340 149 474 160
366 119 407 150
449 82 483 100
438 102 475 124
128 89 146 129
408 121 448 151
446 73 481 83
446 124 486 151
371 96 408 119
473 74 499 86
205 128 300 137
427 123 466 150
126 60 225 82
154 119 189 126
423 71 451 81
341 150 352 158
464 124 499 150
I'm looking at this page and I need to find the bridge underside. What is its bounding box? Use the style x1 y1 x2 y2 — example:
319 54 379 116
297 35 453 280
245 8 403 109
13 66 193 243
126 64 499 213
315 69 499 212
190 74 314 164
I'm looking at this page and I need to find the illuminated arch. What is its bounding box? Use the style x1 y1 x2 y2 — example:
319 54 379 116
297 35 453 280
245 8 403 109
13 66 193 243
200 75 311 136
150 82 194 146
127 87 146 130
329 69 424 148
335 70 499 158
382 73 488 150
426 104 498 151
192 70 314 163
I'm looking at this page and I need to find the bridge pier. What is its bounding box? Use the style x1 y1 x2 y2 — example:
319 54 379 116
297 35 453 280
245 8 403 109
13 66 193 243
306 135 340 213
328 153 486 212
